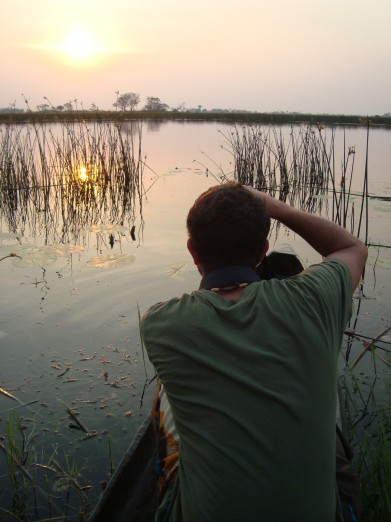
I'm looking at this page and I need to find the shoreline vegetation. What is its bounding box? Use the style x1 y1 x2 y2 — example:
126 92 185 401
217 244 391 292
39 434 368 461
1 109 391 128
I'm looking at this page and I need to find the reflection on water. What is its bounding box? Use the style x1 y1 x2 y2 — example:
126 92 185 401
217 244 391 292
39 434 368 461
0 120 390 518
0 120 145 247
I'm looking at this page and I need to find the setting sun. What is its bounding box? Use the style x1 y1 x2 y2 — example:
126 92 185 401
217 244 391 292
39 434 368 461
60 30 101 61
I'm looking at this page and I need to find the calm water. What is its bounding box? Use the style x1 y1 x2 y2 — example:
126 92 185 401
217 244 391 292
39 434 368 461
0 121 390 513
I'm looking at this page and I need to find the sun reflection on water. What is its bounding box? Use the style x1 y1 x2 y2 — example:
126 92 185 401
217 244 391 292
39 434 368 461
78 165 88 181
76 164 99 183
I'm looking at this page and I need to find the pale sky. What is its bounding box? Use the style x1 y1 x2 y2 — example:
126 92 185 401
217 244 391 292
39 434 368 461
1 0 390 115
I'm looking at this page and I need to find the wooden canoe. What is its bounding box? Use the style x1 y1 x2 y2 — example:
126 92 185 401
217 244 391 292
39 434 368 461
88 415 157 522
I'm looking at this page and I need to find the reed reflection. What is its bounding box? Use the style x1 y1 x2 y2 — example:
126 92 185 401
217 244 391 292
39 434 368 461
0 121 144 246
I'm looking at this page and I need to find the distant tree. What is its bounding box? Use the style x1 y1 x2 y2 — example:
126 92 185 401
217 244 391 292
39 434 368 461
63 102 73 111
113 92 140 111
0 107 24 113
56 105 64 112
144 96 169 112
186 105 204 112
90 103 99 111
36 104 50 111
172 102 186 112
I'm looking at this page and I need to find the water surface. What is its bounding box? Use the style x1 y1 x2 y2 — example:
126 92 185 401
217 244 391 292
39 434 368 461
0 121 390 513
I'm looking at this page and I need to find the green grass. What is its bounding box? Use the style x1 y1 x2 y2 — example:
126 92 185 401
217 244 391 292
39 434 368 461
0 411 95 521
356 409 391 521
339 365 391 522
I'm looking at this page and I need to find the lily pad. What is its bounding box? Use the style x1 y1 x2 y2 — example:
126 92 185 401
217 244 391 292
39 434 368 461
0 244 26 258
167 263 186 277
369 201 391 213
86 254 136 268
0 232 19 241
50 244 84 255
11 246 58 267
366 255 391 270
87 224 128 234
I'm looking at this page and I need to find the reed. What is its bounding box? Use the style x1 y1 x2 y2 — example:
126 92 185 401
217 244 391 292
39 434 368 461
356 409 391 522
0 410 94 520
222 123 369 240
0 119 144 245
340 347 391 522
223 124 329 209
2 412 32 518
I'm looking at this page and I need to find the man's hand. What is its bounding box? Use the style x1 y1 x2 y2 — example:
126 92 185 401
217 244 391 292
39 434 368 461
244 186 368 291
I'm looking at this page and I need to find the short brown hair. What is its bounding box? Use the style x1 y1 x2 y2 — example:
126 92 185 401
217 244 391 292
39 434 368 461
187 182 270 272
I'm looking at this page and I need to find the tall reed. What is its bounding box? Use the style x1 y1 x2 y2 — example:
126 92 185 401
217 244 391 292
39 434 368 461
222 123 369 242
0 119 144 245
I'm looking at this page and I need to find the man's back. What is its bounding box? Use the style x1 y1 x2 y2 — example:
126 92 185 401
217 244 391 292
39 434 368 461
142 260 352 522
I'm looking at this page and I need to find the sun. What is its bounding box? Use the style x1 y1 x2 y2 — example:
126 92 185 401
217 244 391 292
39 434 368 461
60 30 101 61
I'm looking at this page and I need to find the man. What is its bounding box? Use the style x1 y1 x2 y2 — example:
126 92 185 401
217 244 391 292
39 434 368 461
141 182 367 522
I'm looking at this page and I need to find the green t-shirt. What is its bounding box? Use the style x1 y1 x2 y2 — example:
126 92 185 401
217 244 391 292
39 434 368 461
142 260 352 522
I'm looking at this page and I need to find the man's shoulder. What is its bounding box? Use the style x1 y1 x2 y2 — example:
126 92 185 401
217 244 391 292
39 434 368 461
142 298 176 322
142 291 197 324
300 258 351 282
297 259 353 303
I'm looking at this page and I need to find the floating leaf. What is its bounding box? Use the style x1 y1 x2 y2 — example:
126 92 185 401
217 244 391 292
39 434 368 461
167 263 186 277
0 232 18 241
86 254 136 268
369 201 391 213
11 246 58 267
87 224 128 234
52 477 73 493
0 244 26 257
366 255 391 270
50 243 84 255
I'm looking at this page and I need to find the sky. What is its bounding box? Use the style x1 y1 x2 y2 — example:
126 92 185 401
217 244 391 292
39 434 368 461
1 0 390 115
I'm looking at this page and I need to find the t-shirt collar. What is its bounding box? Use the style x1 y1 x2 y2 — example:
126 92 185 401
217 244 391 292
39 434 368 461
199 265 261 291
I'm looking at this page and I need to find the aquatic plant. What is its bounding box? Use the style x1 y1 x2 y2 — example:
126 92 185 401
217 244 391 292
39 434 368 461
222 123 370 242
0 119 144 246
0 409 95 520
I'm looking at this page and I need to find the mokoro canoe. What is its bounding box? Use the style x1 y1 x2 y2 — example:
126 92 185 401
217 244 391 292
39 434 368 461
88 387 352 522
88 414 157 522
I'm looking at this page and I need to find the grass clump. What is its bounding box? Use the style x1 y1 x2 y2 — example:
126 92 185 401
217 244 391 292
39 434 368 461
356 409 391 521
0 411 94 521
340 361 391 522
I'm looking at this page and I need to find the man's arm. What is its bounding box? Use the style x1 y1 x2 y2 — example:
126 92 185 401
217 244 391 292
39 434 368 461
245 187 368 290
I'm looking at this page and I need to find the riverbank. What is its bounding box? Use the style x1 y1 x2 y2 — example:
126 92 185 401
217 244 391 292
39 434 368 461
1 109 391 128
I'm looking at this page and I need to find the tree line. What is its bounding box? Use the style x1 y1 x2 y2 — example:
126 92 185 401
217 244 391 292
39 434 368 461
32 93 171 113
113 93 170 112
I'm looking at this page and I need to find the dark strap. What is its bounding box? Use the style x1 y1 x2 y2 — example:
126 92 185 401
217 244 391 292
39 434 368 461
200 265 260 290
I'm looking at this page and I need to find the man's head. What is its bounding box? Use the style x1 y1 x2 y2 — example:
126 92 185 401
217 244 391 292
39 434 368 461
186 182 270 273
